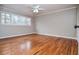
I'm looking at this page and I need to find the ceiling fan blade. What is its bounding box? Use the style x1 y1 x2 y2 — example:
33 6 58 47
38 8 45 10
32 4 45 13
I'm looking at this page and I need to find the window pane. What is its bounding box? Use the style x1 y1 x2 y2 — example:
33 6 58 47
26 18 31 26
5 13 11 24
0 11 31 25
18 16 26 25
1 12 5 24
6 13 10 19
12 14 18 24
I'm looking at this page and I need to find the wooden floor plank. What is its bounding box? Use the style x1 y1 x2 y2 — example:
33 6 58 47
0 34 78 55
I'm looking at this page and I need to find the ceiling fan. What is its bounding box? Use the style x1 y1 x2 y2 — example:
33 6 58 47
32 5 45 13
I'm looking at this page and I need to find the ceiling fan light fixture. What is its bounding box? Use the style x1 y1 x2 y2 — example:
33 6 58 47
33 9 38 13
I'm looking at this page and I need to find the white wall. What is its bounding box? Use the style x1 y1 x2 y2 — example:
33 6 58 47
0 7 77 39
35 8 76 38
76 6 79 54
77 6 79 25
0 6 36 38
77 6 79 42
0 19 35 38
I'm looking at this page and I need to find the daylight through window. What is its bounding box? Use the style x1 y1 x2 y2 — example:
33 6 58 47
0 11 31 26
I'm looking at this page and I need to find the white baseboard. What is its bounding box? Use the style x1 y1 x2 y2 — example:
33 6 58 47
0 33 34 39
0 33 77 40
37 33 77 39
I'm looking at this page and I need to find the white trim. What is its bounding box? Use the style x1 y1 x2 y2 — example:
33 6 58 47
37 33 77 39
0 33 34 39
37 7 77 16
0 33 77 40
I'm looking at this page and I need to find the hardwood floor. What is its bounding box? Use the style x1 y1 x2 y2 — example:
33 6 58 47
0 34 78 55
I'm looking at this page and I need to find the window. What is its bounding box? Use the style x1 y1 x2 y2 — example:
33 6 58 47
0 11 31 26
1 12 5 24
5 13 11 24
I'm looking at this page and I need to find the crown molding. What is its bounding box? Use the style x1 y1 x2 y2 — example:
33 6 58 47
36 7 77 16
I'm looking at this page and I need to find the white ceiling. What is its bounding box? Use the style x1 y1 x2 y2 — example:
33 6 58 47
1 4 77 17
